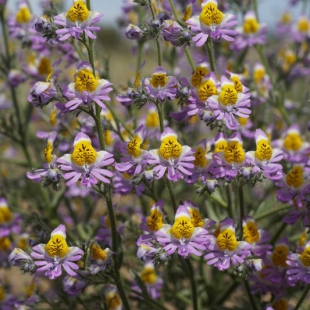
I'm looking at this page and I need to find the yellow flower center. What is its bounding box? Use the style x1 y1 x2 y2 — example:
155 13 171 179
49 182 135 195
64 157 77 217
171 216 194 239
194 146 207 168
243 222 259 244
92 244 107 261
238 117 248 126
105 130 113 147
106 291 121 310
254 68 265 84
147 209 163 232
223 141 245 164
243 17 259 34
284 52 296 66
183 5 192 22
216 228 238 251
0 285 4 302
298 18 309 32
75 69 98 93
17 237 28 250
16 6 32 23
299 232 307 247
44 141 53 164
146 111 159 128
0 237 11 251
150 73 167 88
38 57 52 77
158 136 182 160
300 247 310 267
191 66 209 88
141 266 157 284
272 299 289 310
219 84 238 106
50 110 57 126
271 245 288 267
214 140 228 153
200 2 223 26
255 139 273 162
198 79 217 101
67 1 90 23
189 209 203 228
231 76 243 93
45 234 69 258
286 166 304 188
283 133 302 151
127 135 143 158
71 140 97 166
0 207 12 224
281 13 291 24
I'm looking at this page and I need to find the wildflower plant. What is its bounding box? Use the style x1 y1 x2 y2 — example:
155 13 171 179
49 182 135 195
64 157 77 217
1 0 310 309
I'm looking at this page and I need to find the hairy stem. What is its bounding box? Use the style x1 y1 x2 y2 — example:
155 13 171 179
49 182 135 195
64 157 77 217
293 284 310 310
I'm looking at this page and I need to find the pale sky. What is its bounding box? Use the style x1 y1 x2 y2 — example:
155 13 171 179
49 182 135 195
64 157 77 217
7 0 307 26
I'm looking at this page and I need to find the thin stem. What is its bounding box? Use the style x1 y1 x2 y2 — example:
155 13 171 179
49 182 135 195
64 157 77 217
167 0 182 25
252 0 259 22
239 185 244 239
184 259 199 310
270 222 287 245
165 176 178 213
225 185 234 218
255 205 291 221
206 37 217 74
244 280 258 310
293 284 310 310
211 281 239 306
105 190 131 310
155 102 165 133
184 46 195 71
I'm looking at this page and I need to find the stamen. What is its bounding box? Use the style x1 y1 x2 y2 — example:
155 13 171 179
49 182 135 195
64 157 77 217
67 1 90 23
150 73 168 88
45 234 69 258
223 141 245 164
194 146 207 168
271 245 288 267
255 140 272 162
158 136 182 160
216 229 238 251
71 140 98 166
171 216 194 239
75 69 98 93
200 3 223 26
198 79 217 101
127 135 143 158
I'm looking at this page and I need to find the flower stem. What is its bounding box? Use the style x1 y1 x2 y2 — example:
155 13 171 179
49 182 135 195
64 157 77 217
244 280 258 310
225 185 234 218
165 176 178 213
254 205 291 221
184 46 195 71
293 284 310 310
167 0 181 24
239 185 244 239
206 37 217 74
252 0 259 22
155 102 165 132
184 259 199 310
270 221 287 245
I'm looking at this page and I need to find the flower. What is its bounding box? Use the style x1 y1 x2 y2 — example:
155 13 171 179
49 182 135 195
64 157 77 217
286 241 310 285
31 224 84 279
231 11 267 51
147 127 195 181
144 66 177 102
155 204 209 257
57 132 114 188
63 275 87 298
0 198 21 237
204 218 251 270
186 0 237 46
54 0 103 41
104 285 122 310
207 76 251 130
246 129 283 181
89 243 113 275
65 62 113 111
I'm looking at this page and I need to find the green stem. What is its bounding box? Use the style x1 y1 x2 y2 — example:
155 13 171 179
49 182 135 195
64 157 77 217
165 176 178 213
155 102 165 132
225 185 234 218
239 185 244 239
184 259 199 310
211 281 239 306
184 46 195 71
131 289 168 310
270 222 287 245
244 280 258 310
167 0 182 24
255 45 273 85
254 205 291 221
293 284 310 310
206 37 217 74
252 0 259 22
105 190 131 310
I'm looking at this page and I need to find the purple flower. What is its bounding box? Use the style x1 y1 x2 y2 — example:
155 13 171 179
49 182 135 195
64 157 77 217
57 132 114 188
204 219 251 271
147 127 195 181
89 243 113 275
125 23 143 40
186 0 237 46
54 1 103 41
287 241 310 285
0 198 21 237
231 11 267 51
144 67 177 102
155 205 209 257
28 81 57 108
63 275 87 298
246 129 283 181
207 76 251 130
65 62 113 111
31 224 84 279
